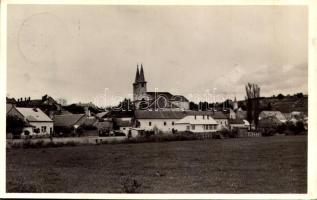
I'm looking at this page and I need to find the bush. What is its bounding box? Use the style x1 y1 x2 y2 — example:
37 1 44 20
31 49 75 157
219 129 230 138
276 123 286 134
229 128 239 138
260 128 275 136
284 121 305 135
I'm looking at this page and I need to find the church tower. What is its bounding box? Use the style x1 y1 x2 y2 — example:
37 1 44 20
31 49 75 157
233 96 238 111
133 64 147 102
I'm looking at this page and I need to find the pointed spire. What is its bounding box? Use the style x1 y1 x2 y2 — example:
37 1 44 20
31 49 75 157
134 64 140 83
139 63 145 82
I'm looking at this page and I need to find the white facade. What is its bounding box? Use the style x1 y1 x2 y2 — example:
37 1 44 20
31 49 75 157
175 115 218 133
138 119 178 133
119 126 133 135
22 122 54 136
7 106 54 137
215 119 229 130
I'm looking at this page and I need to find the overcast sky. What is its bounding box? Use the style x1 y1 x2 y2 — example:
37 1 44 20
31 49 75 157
7 5 308 106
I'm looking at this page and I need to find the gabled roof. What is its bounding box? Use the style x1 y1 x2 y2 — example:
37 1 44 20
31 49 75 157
114 118 134 127
134 110 228 120
146 92 189 102
135 110 187 119
53 114 86 127
176 115 218 125
109 110 134 118
6 104 14 114
95 121 113 129
96 111 110 119
15 107 52 122
229 119 245 124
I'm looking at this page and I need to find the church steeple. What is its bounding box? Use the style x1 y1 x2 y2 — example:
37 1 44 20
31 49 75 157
133 63 147 103
139 64 146 82
134 64 140 83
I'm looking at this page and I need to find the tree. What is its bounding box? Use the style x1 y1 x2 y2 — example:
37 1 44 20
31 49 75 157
295 92 304 98
277 94 284 100
245 83 261 130
57 98 67 106
189 102 198 110
6 115 27 137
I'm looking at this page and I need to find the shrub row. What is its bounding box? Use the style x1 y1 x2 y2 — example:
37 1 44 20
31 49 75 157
9 140 79 149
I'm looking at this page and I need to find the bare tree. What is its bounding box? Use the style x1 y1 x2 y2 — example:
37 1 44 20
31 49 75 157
57 98 67 106
245 83 261 129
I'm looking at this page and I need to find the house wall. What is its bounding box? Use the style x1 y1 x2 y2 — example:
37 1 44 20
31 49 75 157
230 124 246 130
138 119 178 133
119 127 132 135
215 119 229 130
175 123 217 133
28 122 54 136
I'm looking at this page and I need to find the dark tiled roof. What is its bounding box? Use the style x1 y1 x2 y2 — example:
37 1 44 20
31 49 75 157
6 97 17 104
146 92 189 102
82 117 98 126
53 114 86 127
135 110 228 120
6 104 14 114
114 118 134 127
109 110 134 118
229 119 245 124
95 121 112 129
135 110 187 119
96 111 109 119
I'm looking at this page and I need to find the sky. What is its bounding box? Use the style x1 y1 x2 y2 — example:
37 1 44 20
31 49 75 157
7 5 308 106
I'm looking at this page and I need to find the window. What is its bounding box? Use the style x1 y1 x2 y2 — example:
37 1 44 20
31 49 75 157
203 115 205 119
207 115 209 119
41 126 46 133
172 121 175 126
164 121 166 126
123 128 126 130
141 83 144 87
194 115 196 119
50 127 53 134
191 125 195 130
205 125 208 130
149 121 152 126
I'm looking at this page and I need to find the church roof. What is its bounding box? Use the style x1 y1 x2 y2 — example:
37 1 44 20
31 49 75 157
146 92 189 102
134 65 140 83
139 64 146 82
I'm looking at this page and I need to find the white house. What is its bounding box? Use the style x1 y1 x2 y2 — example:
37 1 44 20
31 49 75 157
7 106 53 136
134 110 185 133
135 110 229 134
229 119 250 130
175 115 218 133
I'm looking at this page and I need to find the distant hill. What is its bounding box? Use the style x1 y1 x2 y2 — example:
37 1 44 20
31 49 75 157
238 95 308 114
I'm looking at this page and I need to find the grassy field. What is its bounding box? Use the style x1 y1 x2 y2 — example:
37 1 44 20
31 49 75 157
6 135 307 193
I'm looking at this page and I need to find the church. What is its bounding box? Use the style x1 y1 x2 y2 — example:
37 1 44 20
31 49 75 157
133 64 189 111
